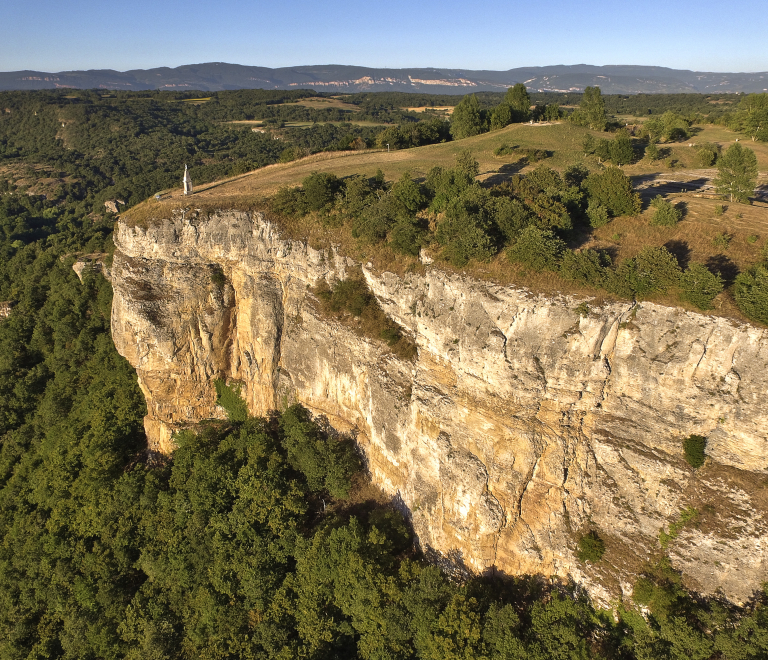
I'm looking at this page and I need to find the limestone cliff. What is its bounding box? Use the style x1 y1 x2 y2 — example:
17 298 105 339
111 209 768 606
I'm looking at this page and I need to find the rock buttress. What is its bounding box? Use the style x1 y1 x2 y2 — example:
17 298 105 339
111 209 768 605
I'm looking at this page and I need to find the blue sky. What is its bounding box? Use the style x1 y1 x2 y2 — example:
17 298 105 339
2 0 766 73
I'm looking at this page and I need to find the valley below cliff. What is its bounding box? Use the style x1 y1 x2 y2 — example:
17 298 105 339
110 208 768 606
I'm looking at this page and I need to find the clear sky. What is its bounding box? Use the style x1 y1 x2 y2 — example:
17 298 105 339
2 0 766 73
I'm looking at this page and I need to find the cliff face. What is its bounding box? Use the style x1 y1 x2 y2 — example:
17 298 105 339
111 209 768 605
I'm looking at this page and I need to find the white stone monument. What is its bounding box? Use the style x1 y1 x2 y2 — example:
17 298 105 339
183 164 193 195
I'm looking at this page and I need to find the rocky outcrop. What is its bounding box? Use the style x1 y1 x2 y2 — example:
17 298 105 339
111 209 768 606
72 253 111 283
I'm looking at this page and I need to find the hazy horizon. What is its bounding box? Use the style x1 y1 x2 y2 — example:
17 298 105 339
3 0 766 74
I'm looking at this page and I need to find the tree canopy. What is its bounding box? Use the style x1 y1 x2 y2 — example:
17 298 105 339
714 142 758 203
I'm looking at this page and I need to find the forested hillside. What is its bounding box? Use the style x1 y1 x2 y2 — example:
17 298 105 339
1 88 768 659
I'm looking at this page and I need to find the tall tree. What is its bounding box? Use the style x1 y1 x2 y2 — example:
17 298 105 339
490 102 513 130
505 83 531 122
714 142 758 203
580 86 606 131
450 94 484 140
737 93 768 142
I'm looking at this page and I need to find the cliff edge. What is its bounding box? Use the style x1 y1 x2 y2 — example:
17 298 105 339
111 208 768 605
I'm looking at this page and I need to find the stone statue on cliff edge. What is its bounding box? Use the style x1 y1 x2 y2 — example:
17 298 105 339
183 164 193 195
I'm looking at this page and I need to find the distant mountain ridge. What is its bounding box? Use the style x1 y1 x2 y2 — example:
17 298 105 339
2 62 768 94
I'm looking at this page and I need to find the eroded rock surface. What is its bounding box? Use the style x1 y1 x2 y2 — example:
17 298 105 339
111 209 768 605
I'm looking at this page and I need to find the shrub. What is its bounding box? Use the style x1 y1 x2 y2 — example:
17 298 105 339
521 147 549 163
633 246 683 295
490 103 513 131
650 196 683 227
683 434 707 469
210 265 226 288
435 187 499 267
214 379 249 422
577 531 605 562
734 264 768 324
695 142 720 167
645 142 659 161
390 171 427 217
341 175 376 216
493 196 535 243
508 226 566 271
585 167 641 217
586 201 610 228
606 246 682 299
270 185 307 217
314 276 417 359
302 171 341 211
425 165 473 213
560 249 611 287
353 195 397 243
713 232 732 250
389 218 426 256
714 204 726 216
563 163 590 188
679 263 724 309
493 143 516 156
609 129 634 165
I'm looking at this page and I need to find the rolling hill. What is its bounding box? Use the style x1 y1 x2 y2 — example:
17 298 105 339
2 62 768 94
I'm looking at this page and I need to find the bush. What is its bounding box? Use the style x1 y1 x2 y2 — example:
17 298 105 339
713 232 732 250
341 175 376 216
650 195 683 226
734 264 768 324
494 196 535 243
270 185 308 217
493 143 516 156
353 195 398 243
585 167 642 217
577 531 605 562
508 226 566 271
606 246 682 299
695 142 720 167
521 147 549 163
609 129 634 165
679 263 724 309
314 276 417 359
425 165 473 213
586 201 610 228
645 142 659 161
210 265 226 288
683 434 707 469
302 171 341 211
563 163 590 188
435 187 499 267
389 218 426 256
560 249 611 287
633 246 683 295
214 379 249 422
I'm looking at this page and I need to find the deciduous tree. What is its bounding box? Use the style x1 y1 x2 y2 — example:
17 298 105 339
505 83 531 123
714 142 758 203
450 94 484 140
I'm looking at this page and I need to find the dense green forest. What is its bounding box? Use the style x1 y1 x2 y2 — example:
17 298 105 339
0 89 443 217
1 89 768 658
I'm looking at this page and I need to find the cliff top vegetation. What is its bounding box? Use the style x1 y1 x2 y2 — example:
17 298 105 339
126 108 768 325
